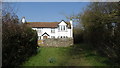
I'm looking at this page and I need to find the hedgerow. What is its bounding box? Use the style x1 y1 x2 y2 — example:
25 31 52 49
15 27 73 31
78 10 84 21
2 22 38 66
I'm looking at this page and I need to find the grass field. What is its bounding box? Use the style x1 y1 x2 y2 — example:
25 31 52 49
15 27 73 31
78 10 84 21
22 44 109 66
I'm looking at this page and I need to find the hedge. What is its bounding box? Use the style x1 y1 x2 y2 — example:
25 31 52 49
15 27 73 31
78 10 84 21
2 23 38 66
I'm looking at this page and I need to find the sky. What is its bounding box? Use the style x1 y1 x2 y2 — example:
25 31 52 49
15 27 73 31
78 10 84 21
12 2 90 22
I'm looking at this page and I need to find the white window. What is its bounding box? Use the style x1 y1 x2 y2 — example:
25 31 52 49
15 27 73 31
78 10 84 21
51 36 55 38
36 28 42 33
61 26 62 31
51 29 55 33
59 25 66 31
59 26 61 31
66 36 68 38
63 26 65 30
38 30 41 33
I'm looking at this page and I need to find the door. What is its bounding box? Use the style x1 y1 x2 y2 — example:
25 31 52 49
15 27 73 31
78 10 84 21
43 36 48 39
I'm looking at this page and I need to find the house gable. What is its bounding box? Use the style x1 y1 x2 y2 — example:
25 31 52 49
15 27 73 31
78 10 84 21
58 20 67 26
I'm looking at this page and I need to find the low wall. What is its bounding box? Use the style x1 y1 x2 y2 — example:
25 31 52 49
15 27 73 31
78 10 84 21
43 38 73 47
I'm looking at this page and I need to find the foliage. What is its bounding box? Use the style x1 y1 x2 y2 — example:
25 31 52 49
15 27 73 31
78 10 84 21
48 57 56 63
2 13 38 66
73 28 84 43
73 2 120 65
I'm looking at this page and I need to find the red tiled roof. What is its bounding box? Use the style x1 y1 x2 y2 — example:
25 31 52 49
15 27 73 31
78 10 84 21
26 22 71 28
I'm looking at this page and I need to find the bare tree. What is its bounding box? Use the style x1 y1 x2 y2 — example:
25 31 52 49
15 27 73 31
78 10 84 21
2 2 19 24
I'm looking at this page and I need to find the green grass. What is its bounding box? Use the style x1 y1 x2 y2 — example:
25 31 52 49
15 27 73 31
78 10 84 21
22 43 109 66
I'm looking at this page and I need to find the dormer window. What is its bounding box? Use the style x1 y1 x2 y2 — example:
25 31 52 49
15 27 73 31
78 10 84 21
59 25 66 31
58 20 68 32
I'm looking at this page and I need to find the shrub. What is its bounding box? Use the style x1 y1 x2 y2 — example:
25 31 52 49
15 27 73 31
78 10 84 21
48 57 56 63
2 23 38 66
73 28 84 44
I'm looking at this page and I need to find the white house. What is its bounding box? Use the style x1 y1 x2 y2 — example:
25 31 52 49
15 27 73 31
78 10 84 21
22 18 73 40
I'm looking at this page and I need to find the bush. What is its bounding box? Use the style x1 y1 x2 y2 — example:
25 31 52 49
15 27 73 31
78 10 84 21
2 23 38 66
73 28 84 44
